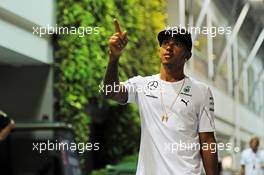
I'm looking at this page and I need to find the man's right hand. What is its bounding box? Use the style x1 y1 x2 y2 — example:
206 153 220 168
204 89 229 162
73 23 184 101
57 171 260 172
108 19 128 60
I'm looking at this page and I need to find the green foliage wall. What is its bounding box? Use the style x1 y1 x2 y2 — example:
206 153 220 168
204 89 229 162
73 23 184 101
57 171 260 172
55 0 166 167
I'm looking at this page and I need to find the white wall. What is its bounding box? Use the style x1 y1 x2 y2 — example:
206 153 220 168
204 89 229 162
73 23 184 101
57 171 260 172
0 0 55 65
0 0 55 27
0 0 56 120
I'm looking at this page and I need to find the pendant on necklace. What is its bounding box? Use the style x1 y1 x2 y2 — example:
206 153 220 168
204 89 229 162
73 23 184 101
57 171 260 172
161 115 168 122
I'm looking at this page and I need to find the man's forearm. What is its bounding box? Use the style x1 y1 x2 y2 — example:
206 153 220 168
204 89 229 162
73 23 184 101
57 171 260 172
0 120 14 141
199 133 218 175
201 148 218 175
240 166 245 175
103 54 128 103
104 54 120 85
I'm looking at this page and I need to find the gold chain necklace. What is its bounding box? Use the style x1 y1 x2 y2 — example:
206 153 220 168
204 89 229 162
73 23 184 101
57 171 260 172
159 76 185 122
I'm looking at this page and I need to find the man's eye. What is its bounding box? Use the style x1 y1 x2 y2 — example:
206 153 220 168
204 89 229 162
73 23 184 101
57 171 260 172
175 42 183 47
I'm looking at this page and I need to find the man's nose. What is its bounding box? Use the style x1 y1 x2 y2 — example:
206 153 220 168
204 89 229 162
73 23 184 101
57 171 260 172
166 45 173 51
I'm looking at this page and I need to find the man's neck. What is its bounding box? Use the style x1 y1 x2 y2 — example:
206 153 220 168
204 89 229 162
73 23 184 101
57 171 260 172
160 64 185 82
252 148 258 153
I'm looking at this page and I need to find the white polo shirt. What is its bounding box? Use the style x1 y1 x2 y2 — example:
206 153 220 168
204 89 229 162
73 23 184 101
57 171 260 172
241 148 264 175
122 74 216 175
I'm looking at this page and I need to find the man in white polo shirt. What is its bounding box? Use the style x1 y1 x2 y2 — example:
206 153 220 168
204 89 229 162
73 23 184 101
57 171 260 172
240 136 264 175
104 19 218 175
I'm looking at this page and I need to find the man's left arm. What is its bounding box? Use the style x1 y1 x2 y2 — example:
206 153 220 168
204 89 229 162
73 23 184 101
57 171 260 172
261 150 264 169
199 132 218 175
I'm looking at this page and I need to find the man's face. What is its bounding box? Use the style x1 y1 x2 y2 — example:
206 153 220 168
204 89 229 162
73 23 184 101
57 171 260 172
250 138 259 152
159 37 190 68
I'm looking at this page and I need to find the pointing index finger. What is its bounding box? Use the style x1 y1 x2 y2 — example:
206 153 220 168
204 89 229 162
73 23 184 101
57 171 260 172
114 19 122 34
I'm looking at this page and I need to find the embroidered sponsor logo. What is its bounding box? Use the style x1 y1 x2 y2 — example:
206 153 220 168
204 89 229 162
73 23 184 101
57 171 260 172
183 86 191 93
209 96 214 111
180 92 192 97
145 94 158 99
181 99 189 106
181 86 192 97
147 81 158 90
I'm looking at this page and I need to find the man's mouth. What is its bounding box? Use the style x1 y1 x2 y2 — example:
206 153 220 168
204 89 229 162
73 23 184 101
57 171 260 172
164 53 172 59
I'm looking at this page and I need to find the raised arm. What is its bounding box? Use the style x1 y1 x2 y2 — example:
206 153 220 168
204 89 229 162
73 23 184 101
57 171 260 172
103 19 128 104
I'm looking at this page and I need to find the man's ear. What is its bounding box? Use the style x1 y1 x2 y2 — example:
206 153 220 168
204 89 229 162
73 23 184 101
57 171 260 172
185 51 192 61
